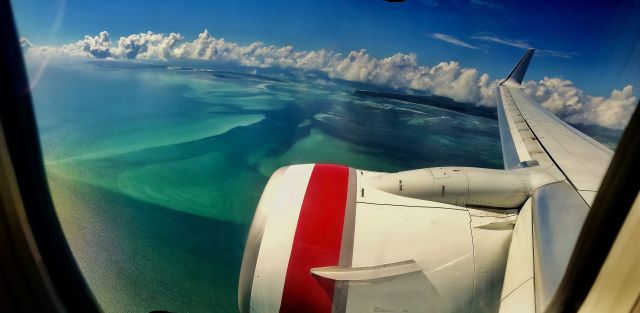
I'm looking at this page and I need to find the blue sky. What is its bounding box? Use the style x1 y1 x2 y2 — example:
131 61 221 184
11 0 640 97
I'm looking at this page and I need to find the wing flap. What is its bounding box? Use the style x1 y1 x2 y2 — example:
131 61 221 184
531 181 589 310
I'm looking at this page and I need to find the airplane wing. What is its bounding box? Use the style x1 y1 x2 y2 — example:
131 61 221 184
496 49 613 313
238 50 612 313
497 48 613 205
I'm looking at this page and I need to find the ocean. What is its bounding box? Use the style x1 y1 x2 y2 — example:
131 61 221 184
30 60 506 312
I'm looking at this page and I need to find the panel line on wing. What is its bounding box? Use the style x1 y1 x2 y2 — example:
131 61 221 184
502 87 578 192
499 87 533 163
501 87 553 167
508 89 612 156
504 86 612 205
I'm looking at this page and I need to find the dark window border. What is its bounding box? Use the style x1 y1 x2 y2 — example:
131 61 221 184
546 104 640 312
1 0 638 311
0 0 100 311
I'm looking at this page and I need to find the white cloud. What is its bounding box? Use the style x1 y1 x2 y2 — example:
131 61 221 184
430 33 478 49
478 73 501 106
112 31 183 59
536 49 577 59
471 35 531 49
20 37 33 50
79 31 112 58
21 30 637 129
23 32 113 58
471 35 576 59
522 78 636 129
470 0 504 9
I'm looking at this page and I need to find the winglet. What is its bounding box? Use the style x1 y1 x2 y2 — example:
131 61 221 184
501 48 535 87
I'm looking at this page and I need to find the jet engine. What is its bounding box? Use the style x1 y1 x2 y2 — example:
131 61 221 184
239 163 556 313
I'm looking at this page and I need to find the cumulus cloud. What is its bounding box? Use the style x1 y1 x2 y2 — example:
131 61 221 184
21 30 637 129
112 31 183 59
78 31 112 58
522 78 636 128
23 32 111 58
430 33 478 49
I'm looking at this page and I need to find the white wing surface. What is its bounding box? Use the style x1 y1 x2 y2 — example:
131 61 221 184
497 48 612 206
497 49 613 312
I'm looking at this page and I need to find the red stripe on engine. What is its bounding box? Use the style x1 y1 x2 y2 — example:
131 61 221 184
279 164 350 313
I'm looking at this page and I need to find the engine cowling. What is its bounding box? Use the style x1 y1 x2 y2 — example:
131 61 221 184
239 164 355 313
366 167 556 208
239 164 518 313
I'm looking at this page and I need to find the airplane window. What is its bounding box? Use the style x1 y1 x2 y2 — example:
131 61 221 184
9 0 639 312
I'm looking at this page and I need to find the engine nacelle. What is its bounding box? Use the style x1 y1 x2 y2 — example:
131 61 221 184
239 164 537 313
366 167 556 208
239 164 356 313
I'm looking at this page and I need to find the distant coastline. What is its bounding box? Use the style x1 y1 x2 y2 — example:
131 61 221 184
353 90 498 120
353 89 622 149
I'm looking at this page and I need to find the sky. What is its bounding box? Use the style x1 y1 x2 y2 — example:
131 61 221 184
10 0 640 128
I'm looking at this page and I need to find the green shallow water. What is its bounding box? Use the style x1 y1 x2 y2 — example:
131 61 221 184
48 173 245 313
30 61 504 313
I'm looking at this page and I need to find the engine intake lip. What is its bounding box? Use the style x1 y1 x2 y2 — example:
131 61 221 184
238 166 288 313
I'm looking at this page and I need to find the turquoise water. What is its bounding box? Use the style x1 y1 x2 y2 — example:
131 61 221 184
29 61 504 313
